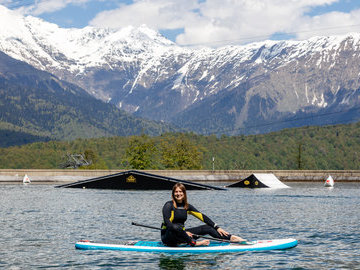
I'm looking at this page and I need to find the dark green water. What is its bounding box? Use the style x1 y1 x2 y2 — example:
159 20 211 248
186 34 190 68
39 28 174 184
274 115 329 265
1 182 359 269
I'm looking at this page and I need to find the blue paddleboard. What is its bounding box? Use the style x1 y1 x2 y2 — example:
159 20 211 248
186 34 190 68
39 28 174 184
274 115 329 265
75 238 298 253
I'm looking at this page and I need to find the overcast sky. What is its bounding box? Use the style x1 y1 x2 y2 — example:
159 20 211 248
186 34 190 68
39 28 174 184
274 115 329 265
2 0 360 46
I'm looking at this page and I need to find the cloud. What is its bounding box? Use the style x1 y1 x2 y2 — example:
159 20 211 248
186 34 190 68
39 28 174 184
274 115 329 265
88 0 360 46
13 0 90 16
10 0 360 46
175 0 346 45
294 9 360 40
0 0 12 5
89 0 200 29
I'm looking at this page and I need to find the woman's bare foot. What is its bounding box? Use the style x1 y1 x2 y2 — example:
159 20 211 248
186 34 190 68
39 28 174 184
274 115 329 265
195 239 210 246
230 235 246 242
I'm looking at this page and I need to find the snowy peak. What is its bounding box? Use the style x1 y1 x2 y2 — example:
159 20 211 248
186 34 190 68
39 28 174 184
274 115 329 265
1 3 360 72
0 5 175 73
1 4 360 135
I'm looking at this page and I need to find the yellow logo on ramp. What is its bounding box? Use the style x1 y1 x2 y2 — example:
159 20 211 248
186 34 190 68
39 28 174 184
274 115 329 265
126 175 136 183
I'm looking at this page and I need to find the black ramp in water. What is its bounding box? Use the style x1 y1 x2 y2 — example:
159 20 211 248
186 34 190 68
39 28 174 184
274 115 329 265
227 173 289 188
55 170 225 190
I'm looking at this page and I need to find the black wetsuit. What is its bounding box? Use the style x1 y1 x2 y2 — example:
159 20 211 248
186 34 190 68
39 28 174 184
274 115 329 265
161 201 231 247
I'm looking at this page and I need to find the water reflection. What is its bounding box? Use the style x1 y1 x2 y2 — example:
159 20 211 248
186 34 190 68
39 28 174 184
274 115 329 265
158 254 221 270
159 256 185 270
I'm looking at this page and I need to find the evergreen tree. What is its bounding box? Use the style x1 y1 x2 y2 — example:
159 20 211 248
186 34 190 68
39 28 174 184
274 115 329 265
161 135 203 169
125 135 157 169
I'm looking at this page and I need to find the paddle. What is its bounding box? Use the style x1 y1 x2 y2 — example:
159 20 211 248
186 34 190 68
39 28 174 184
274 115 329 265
131 222 249 244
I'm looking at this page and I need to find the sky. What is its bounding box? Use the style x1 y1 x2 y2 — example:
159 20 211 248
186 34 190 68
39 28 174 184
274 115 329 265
2 0 360 47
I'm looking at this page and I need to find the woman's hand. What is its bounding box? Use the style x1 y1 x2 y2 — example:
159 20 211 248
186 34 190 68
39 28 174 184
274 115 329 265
186 231 193 237
217 227 229 237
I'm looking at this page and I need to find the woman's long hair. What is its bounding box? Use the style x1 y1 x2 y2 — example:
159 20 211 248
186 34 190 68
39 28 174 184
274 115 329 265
172 183 189 210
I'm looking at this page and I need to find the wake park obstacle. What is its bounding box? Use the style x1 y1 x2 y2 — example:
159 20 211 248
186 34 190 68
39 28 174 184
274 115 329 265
227 173 290 188
55 170 225 190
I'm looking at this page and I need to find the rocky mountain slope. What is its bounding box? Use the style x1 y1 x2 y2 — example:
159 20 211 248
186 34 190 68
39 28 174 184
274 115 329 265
1 5 359 135
0 50 175 143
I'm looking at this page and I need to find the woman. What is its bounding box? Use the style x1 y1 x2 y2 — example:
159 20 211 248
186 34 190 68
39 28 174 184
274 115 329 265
161 183 245 247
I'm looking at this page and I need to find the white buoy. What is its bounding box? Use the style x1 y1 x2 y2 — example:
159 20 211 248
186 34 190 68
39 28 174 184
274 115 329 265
23 174 31 184
324 175 334 187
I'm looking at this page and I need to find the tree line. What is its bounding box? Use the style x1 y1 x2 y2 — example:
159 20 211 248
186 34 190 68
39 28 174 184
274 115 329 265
0 121 359 170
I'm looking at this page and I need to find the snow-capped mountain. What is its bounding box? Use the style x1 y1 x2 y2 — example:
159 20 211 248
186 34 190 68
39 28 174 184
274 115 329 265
1 5 360 135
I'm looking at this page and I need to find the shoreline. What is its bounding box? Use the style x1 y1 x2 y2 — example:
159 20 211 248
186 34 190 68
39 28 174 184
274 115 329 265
1 169 360 184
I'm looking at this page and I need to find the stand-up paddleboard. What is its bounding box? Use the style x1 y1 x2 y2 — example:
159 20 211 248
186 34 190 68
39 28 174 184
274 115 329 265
75 238 297 253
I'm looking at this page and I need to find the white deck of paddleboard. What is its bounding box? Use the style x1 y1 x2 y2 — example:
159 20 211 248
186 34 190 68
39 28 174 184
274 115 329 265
253 173 290 188
75 238 297 253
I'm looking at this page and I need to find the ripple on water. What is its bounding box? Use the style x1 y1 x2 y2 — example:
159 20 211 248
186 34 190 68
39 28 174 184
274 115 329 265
0 183 359 269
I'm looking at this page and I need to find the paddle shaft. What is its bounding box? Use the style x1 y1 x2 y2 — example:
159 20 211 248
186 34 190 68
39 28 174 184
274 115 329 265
131 222 237 243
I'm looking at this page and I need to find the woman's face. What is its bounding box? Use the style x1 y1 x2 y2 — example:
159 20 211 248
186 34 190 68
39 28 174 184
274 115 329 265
173 187 185 203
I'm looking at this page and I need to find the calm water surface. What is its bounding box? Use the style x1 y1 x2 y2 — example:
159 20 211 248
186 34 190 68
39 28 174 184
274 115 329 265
0 182 359 269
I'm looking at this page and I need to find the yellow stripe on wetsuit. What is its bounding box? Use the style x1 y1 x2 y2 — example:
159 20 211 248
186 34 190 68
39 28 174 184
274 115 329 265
169 210 174 222
187 211 204 222
169 210 187 230
162 210 175 230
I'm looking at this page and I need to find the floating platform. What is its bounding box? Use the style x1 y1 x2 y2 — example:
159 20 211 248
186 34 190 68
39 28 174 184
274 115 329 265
227 173 290 188
55 170 225 190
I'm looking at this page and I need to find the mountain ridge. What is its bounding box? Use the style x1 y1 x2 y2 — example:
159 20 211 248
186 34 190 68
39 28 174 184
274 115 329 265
1 5 360 135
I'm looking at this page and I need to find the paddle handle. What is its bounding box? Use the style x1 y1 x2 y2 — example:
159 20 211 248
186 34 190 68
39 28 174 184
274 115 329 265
131 222 161 231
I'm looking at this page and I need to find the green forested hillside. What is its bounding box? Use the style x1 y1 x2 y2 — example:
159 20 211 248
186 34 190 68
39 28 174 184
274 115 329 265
0 51 176 144
0 127 51 147
0 122 359 170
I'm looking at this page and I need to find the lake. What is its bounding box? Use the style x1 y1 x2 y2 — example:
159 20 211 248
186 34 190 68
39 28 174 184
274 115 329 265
1 182 359 269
